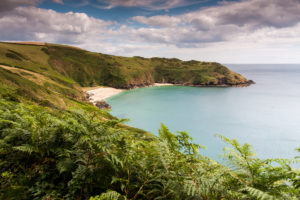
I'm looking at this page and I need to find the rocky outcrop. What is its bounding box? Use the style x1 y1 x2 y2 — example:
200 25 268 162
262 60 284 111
152 79 255 88
187 79 255 87
119 83 153 89
95 100 111 109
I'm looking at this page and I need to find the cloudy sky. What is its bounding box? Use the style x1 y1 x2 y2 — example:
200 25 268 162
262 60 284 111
1 0 300 63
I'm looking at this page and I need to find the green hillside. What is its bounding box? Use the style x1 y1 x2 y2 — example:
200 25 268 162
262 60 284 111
0 42 252 89
0 42 298 200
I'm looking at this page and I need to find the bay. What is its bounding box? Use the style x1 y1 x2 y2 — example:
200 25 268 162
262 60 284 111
107 64 300 161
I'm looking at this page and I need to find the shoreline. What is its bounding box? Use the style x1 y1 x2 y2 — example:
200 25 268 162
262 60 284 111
86 87 125 104
85 83 175 104
85 81 254 106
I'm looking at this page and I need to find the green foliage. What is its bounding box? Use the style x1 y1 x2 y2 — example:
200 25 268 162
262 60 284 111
158 123 204 154
243 187 277 200
90 190 126 200
0 101 298 200
217 134 300 199
0 99 127 199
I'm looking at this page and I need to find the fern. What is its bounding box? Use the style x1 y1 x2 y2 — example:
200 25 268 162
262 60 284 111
243 187 277 200
90 190 126 200
0 99 299 200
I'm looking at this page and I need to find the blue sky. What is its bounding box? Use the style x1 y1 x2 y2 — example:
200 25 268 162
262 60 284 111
39 0 233 22
1 0 300 63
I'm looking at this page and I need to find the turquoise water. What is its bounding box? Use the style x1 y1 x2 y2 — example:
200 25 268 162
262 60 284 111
107 64 300 161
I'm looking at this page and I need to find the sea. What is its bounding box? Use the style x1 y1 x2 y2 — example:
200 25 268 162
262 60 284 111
106 64 300 161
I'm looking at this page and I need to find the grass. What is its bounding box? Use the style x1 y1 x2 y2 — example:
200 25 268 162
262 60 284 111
0 66 83 109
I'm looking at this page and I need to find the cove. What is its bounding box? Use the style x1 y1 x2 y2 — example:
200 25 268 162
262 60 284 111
107 64 300 161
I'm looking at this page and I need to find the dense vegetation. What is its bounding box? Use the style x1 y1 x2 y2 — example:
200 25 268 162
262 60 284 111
0 42 298 199
0 100 299 200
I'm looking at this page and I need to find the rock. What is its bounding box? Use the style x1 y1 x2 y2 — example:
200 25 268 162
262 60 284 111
86 93 90 99
247 80 256 84
95 100 112 109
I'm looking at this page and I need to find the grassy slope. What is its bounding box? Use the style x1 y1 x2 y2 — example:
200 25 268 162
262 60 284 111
0 42 251 90
0 43 85 108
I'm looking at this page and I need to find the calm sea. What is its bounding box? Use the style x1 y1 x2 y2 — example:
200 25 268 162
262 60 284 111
107 64 300 161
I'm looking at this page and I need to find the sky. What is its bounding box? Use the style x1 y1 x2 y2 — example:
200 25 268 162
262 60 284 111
1 0 300 63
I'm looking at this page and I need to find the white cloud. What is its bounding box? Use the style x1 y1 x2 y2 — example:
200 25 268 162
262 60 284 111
1 0 300 63
183 0 300 29
131 0 300 46
0 6 112 44
114 0 300 62
132 15 182 27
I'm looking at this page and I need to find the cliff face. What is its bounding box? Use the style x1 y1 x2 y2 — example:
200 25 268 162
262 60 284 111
0 42 253 92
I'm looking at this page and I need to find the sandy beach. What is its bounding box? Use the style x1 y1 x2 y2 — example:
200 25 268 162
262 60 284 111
86 83 174 104
153 83 174 87
86 87 124 104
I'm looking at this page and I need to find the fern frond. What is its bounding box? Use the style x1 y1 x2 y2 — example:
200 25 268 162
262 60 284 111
243 187 278 200
90 190 126 200
13 144 38 154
